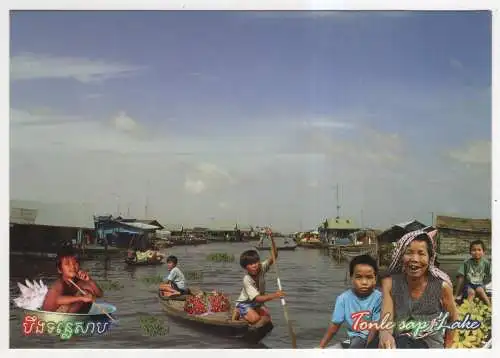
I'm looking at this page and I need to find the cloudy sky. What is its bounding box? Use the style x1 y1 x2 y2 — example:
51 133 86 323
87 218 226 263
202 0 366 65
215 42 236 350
9 11 492 231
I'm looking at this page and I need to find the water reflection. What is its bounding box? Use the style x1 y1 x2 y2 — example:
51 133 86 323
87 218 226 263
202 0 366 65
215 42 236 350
10 243 352 348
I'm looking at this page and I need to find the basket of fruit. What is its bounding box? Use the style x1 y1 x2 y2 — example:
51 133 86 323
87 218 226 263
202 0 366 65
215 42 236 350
452 298 491 349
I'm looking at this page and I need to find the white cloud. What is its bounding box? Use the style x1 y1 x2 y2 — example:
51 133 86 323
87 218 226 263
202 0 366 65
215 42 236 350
302 119 355 129
196 162 235 183
10 108 83 126
112 111 138 133
10 53 143 83
9 106 491 231
448 140 491 165
184 178 206 194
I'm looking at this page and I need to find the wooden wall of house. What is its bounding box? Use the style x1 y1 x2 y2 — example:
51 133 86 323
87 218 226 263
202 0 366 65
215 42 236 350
437 230 491 255
10 224 91 253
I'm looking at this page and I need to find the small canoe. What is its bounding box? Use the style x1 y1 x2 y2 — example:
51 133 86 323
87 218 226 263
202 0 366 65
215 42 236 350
158 291 273 343
20 302 116 339
256 245 297 251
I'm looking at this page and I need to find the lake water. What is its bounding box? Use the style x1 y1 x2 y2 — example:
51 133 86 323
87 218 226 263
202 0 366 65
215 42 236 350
9 242 459 349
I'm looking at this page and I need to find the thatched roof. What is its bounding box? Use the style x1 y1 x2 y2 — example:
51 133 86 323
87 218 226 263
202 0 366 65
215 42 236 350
435 215 491 233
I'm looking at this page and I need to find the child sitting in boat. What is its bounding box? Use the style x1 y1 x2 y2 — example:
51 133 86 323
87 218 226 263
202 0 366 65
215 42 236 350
319 254 382 349
454 240 491 306
234 236 284 326
160 255 188 297
42 246 103 313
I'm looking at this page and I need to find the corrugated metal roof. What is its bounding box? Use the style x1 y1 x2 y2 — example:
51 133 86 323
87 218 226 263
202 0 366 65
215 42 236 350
321 217 360 230
163 224 184 231
10 199 95 229
206 221 237 231
119 221 159 231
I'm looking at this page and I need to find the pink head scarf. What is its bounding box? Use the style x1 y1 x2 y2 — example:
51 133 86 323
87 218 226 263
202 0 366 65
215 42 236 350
388 229 452 287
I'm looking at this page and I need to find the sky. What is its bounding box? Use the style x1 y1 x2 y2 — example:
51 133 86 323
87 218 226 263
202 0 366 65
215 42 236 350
9 10 492 231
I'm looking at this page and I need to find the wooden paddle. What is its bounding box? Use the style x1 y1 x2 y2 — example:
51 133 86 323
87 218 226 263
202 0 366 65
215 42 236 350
268 235 297 348
68 279 116 322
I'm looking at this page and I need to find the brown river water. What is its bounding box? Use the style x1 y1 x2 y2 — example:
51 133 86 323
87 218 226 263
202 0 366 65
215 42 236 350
9 242 458 349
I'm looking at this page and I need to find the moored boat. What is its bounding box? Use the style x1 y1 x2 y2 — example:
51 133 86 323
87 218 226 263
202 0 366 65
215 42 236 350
256 244 297 251
125 258 164 266
297 240 324 248
158 290 273 343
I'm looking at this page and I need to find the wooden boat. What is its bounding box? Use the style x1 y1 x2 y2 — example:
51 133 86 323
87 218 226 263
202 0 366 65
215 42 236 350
158 290 273 343
255 244 297 251
125 258 164 266
21 302 117 339
297 241 325 248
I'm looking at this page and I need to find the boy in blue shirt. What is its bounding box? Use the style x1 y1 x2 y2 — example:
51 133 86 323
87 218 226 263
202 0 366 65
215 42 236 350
319 254 382 348
160 255 188 297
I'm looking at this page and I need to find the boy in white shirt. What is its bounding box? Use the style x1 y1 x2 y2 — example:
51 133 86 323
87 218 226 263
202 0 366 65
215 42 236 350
234 237 284 325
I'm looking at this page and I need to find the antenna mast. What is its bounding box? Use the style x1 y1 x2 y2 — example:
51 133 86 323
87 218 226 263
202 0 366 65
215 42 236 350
336 184 341 219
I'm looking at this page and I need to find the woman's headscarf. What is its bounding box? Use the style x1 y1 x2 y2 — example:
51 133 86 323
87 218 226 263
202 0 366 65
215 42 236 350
388 229 452 286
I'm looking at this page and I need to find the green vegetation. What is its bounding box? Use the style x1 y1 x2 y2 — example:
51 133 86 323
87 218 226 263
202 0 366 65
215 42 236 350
184 270 204 280
140 315 169 337
140 275 164 285
207 252 235 263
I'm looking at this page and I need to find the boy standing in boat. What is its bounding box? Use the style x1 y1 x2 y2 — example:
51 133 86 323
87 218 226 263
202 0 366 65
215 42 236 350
42 246 103 313
160 255 188 297
234 235 284 326
319 254 382 348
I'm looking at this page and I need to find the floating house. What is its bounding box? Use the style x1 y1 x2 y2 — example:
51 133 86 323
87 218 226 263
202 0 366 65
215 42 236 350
435 215 491 255
10 200 95 254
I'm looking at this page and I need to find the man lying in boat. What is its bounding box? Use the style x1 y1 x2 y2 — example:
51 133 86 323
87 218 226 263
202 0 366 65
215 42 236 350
233 236 284 326
42 246 103 314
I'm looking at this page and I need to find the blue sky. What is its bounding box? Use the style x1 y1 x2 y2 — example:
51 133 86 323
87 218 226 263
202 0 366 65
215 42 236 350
9 11 492 230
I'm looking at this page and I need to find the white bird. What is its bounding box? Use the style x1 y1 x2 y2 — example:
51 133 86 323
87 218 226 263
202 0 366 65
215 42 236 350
13 279 48 310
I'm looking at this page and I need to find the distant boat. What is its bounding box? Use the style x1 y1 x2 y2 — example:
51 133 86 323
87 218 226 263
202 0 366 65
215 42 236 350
255 243 297 251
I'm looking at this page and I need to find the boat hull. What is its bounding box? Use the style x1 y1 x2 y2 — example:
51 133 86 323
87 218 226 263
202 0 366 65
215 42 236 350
158 292 273 343
297 242 324 248
125 258 164 266
256 245 297 251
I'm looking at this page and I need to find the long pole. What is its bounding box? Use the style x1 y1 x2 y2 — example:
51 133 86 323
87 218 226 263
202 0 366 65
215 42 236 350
68 279 116 322
269 237 297 348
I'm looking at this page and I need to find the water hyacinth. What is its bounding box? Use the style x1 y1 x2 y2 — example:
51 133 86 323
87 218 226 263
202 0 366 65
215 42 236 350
13 279 48 310
206 253 235 263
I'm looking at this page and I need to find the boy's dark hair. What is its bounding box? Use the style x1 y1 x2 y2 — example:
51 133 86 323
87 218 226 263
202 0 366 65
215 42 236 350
349 254 378 277
167 255 178 265
56 245 78 270
470 240 485 252
240 250 260 268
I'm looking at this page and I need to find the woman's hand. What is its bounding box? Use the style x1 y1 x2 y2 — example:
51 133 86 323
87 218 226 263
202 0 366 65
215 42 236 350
379 331 396 349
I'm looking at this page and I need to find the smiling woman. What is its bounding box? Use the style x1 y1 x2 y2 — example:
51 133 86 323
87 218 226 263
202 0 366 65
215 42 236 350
367 230 459 349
